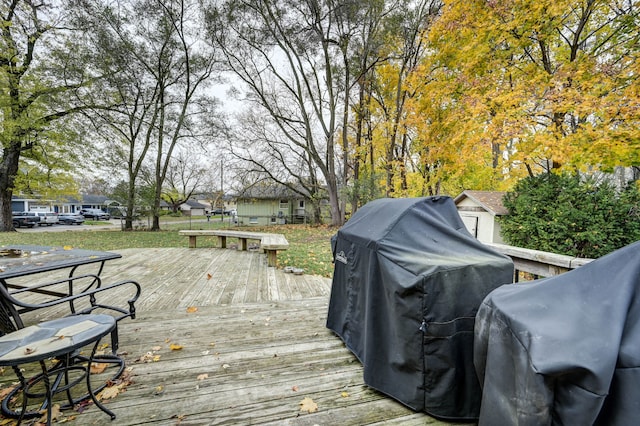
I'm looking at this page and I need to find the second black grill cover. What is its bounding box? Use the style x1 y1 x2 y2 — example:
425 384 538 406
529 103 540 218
326 196 514 420
474 240 640 425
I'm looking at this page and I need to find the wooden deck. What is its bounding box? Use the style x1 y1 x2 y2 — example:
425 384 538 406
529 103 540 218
1 248 464 425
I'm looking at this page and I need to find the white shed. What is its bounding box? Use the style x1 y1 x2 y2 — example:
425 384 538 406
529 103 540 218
454 191 508 244
180 199 207 216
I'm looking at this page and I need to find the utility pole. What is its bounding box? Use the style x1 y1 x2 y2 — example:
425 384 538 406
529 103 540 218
220 159 223 193
220 159 224 222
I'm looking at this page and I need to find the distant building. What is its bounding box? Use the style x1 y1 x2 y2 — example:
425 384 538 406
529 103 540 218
235 184 313 226
454 190 508 244
79 194 111 211
11 194 110 214
193 193 237 215
10 196 40 212
180 199 207 216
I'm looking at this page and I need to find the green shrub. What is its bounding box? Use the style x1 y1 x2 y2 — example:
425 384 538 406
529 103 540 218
500 173 640 258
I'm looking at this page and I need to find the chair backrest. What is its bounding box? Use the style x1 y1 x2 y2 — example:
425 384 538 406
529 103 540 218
0 290 21 335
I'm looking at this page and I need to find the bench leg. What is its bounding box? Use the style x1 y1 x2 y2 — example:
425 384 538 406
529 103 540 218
188 236 197 248
266 250 277 267
240 238 248 251
218 236 227 249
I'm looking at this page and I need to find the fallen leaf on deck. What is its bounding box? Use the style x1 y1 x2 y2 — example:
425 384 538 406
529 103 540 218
222 363 230 369
207 273 212 280
341 391 349 398
186 306 198 313
97 384 123 400
139 351 161 363
0 385 16 401
169 343 183 351
151 346 162 351
292 386 299 392
299 397 318 413
139 351 153 362
90 363 108 374
38 403 61 423
153 385 164 395
197 373 208 380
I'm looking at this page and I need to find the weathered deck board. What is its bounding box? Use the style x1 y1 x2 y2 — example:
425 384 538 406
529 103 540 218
0 248 466 426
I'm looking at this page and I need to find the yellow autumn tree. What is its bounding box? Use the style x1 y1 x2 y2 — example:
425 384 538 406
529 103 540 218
408 0 640 189
349 1 442 200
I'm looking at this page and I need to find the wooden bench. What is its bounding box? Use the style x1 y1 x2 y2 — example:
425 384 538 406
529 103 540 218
179 230 289 267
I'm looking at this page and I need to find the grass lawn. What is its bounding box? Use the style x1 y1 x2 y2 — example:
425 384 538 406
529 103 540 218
1 220 337 277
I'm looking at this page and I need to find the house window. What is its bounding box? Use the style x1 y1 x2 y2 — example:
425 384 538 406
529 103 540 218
298 200 305 209
279 200 288 209
249 216 258 224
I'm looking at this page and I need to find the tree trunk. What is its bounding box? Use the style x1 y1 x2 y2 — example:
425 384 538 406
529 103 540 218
124 179 137 231
0 145 21 232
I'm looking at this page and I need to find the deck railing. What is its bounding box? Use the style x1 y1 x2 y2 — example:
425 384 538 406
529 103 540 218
484 242 593 282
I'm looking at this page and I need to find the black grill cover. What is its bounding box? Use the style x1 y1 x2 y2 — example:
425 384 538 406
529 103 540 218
326 196 514 420
474 240 640 425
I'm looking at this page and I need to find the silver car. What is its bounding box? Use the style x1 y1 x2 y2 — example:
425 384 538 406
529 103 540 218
35 211 60 226
58 213 85 225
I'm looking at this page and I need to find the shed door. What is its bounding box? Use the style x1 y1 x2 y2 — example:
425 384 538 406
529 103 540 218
460 215 478 238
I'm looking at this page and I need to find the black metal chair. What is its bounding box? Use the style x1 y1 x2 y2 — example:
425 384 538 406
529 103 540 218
0 276 141 419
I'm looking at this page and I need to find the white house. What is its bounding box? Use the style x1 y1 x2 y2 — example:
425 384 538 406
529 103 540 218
454 190 508 244
180 199 207 216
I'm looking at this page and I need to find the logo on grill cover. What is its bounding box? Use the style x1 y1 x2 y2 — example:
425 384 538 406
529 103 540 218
335 251 348 264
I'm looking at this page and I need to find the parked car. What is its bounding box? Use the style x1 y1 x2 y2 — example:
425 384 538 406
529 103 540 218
58 213 85 225
211 208 235 216
35 211 59 226
79 208 110 220
12 211 40 228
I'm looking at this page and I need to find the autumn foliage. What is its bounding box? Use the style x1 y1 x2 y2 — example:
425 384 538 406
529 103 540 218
363 0 640 199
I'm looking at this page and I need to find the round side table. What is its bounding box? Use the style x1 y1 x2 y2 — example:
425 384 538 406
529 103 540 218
0 314 117 425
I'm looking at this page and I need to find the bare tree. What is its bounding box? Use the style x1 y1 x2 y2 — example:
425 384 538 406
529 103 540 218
162 150 208 212
207 0 355 226
76 0 222 230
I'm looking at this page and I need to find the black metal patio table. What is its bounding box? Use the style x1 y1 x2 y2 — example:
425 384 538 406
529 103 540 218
0 245 139 420
0 245 122 328
0 314 117 424
0 245 120 278
0 244 120 289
